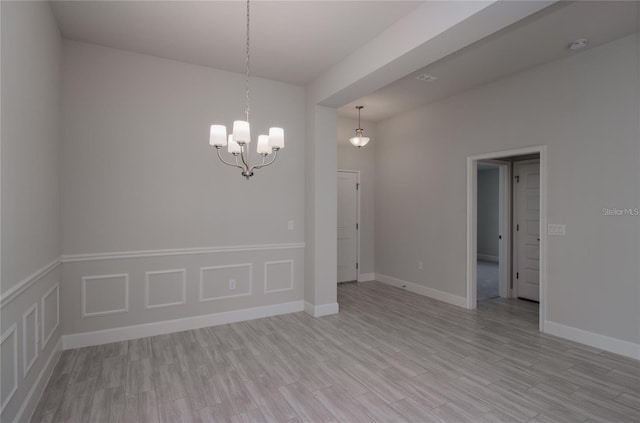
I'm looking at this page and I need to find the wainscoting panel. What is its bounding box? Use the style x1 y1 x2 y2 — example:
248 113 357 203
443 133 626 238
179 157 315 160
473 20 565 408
145 269 186 309
200 264 252 302
61 243 304 344
22 304 38 378
264 260 294 294
41 283 59 350
1 324 18 413
81 274 129 318
0 264 62 423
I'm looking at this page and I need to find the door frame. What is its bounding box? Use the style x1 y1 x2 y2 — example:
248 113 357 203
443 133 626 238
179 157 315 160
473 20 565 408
466 145 548 332
477 159 511 299
512 159 541 300
337 169 361 282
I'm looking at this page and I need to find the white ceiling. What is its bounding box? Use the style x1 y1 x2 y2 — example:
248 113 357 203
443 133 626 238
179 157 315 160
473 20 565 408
50 1 639 122
50 0 423 86
339 1 640 121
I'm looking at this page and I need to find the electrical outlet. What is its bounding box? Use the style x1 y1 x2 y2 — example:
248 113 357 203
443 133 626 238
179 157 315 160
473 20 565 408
288 220 294 230
229 279 236 290
418 261 423 270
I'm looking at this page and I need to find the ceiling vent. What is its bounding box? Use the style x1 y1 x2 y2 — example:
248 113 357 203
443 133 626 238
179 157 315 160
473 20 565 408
568 38 588 50
416 74 438 82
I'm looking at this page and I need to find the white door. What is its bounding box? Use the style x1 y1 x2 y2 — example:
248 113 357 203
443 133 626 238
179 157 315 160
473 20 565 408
337 171 358 283
514 161 540 301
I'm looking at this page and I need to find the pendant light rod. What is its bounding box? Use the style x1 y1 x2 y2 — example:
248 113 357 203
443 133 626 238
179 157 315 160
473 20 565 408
244 0 250 122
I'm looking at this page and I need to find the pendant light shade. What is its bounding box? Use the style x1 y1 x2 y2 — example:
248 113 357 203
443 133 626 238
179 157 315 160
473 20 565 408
349 106 370 148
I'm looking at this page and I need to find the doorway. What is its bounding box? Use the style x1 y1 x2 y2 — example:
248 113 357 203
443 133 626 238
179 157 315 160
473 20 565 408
476 160 509 301
466 146 547 331
337 170 360 283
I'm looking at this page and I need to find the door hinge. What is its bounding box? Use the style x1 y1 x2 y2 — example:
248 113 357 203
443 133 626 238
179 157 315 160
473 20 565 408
356 223 359 230
516 224 520 231
356 183 360 190
515 175 520 183
516 272 519 279
356 262 359 269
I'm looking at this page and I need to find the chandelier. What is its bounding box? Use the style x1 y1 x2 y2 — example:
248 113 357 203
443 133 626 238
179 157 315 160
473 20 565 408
208 0 284 180
349 106 370 148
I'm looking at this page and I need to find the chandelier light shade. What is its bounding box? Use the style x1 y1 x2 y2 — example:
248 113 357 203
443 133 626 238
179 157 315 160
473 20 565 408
349 105 370 148
208 0 284 180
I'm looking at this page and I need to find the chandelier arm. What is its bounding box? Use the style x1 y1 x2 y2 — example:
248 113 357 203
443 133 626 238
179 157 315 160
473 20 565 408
216 147 244 169
250 149 278 172
238 145 251 171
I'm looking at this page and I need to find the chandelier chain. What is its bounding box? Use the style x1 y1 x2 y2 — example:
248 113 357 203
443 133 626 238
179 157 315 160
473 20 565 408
245 0 251 122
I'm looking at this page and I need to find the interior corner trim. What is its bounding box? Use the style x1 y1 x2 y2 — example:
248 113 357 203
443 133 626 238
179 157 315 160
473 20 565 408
0 258 61 309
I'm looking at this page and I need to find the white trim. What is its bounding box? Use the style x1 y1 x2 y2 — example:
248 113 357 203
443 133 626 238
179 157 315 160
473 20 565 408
0 258 60 308
357 272 375 282
81 274 129 317
264 260 294 294
304 301 339 317
0 324 18 413
41 283 59 350
62 300 304 349
199 264 253 302
12 338 63 423
497 163 511 299
466 145 548 333
62 242 305 263
22 303 39 378
377 273 467 309
144 269 187 309
337 170 361 283
476 254 499 263
466 156 478 309
545 321 640 361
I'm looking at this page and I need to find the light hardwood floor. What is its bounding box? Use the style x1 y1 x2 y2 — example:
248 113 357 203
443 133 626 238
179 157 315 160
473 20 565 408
32 281 639 422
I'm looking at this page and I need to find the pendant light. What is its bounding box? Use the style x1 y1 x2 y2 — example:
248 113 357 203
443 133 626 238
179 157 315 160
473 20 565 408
349 106 370 148
208 0 284 179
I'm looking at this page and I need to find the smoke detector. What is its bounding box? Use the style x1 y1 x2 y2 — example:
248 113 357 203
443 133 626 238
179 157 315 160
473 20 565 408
416 74 438 82
568 38 588 50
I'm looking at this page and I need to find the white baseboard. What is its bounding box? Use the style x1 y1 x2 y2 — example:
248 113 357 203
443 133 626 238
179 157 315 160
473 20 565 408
63 300 304 349
304 301 339 317
357 272 375 282
544 320 640 361
477 254 499 263
13 337 62 423
376 273 467 309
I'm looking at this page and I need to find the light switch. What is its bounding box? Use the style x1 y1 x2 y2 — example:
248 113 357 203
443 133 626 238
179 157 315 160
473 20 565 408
288 220 294 230
547 224 566 236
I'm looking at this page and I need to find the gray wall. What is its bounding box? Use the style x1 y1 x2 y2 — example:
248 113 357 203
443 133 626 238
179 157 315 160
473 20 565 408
1 1 61 293
477 168 499 260
337 117 375 276
1 2 63 421
60 41 306 337
375 33 640 344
